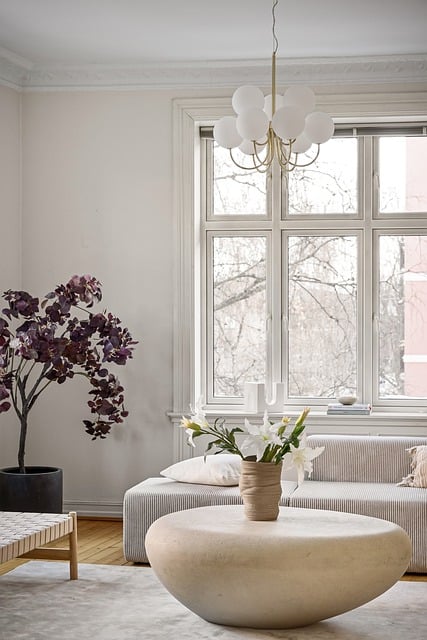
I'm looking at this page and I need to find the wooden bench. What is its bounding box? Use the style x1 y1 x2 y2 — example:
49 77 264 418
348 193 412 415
0 511 78 579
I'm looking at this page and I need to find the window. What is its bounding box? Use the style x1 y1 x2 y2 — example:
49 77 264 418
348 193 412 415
210 234 268 398
200 127 427 409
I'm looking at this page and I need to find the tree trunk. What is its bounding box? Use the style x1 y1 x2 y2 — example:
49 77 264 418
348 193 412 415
18 413 28 473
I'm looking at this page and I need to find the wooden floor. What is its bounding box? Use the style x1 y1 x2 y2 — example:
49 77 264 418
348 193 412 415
0 517 426 580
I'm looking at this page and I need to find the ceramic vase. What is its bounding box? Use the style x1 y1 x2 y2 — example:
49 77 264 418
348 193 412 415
239 460 282 521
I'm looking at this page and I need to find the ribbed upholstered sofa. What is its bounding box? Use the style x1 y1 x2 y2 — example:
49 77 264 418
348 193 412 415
123 434 427 572
290 435 427 573
123 477 299 563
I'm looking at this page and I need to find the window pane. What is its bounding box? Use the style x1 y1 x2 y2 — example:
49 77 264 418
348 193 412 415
379 137 427 213
287 138 358 215
212 236 267 397
288 235 357 397
379 235 427 398
213 143 267 216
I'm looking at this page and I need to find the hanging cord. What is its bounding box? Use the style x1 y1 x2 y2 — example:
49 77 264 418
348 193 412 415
272 0 279 54
271 0 279 117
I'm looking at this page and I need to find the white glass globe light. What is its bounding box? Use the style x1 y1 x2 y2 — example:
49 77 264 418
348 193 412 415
263 94 284 120
236 108 269 141
213 116 243 149
292 133 312 154
238 139 256 155
283 86 316 115
232 85 265 114
304 111 335 144
271 105 305 140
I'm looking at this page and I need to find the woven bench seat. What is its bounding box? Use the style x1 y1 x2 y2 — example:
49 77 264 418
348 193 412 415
123 478 297 563
0 511 78 579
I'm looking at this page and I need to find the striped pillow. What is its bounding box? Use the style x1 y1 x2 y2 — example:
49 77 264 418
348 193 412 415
398 446 427 487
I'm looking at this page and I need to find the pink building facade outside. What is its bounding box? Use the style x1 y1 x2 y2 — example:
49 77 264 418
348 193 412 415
403 137 427 397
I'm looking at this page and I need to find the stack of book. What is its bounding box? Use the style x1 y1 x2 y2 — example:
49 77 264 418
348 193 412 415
327 403 371 415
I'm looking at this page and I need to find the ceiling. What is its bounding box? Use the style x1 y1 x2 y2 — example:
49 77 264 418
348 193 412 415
1 0 427 65
0 0 426 89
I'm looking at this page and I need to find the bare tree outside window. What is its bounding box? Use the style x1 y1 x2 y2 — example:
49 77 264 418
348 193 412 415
212 236 267 397
287 138 358 215
213 146 267 216
379 235 404 397
288 235 357 398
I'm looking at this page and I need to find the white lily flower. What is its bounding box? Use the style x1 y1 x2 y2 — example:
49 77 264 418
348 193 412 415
180 398 210 448
189 396 209 429
178 418 198 447
283 434 325 486
186 428 197 447
180 415 204 448
240 411 282 461
180 416 193 429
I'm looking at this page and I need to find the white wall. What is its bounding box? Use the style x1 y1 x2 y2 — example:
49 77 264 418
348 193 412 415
0 85 22 467
0 85 21 291
17 89 186 514
1 85 223 515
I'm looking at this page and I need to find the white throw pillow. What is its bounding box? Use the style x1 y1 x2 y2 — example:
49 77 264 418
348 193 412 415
160 454 241 486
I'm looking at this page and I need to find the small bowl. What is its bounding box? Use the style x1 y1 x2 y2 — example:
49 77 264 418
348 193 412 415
337 395 357 405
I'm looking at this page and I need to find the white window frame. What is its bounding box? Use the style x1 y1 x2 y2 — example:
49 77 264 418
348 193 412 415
171 94 427 461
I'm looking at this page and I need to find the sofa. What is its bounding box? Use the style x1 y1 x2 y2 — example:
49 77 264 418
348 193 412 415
123 434 427 573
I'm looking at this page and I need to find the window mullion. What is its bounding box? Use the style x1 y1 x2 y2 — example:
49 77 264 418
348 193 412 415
362 136 374 406
269 162 282 397
204 231 214 404
199 138 210 405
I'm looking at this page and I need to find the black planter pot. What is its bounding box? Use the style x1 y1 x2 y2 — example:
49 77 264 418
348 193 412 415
0 466 63 513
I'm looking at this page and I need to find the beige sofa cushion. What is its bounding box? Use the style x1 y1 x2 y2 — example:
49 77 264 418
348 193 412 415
306 435 427 483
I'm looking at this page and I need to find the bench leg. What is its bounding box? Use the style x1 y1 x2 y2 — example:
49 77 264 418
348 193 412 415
20 511 79 580
69 511 78 580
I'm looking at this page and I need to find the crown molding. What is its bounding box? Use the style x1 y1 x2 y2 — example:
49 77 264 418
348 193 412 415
0 46 31 89
0 53 426 91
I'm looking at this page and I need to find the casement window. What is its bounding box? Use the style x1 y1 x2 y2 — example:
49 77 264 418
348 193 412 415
198 125 427 411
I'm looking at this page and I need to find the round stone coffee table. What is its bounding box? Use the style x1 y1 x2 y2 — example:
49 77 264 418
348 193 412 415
145 505 411 629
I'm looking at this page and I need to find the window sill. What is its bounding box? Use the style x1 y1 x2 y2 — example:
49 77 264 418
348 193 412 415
168 409 427 463
168 410 427 434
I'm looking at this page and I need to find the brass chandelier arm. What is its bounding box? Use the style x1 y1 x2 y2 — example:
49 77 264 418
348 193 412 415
284 144 321 169
229 130 321 173
275 134 292 168
229 128 275 172
229 148 271 173
254 129 275 166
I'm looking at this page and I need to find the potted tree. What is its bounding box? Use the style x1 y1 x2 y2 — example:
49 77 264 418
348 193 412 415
0 274 137 512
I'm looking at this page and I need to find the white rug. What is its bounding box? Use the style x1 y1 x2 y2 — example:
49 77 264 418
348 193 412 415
0 562 425 640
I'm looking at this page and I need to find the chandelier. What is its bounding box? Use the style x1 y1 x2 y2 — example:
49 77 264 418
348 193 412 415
213 0 335 173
